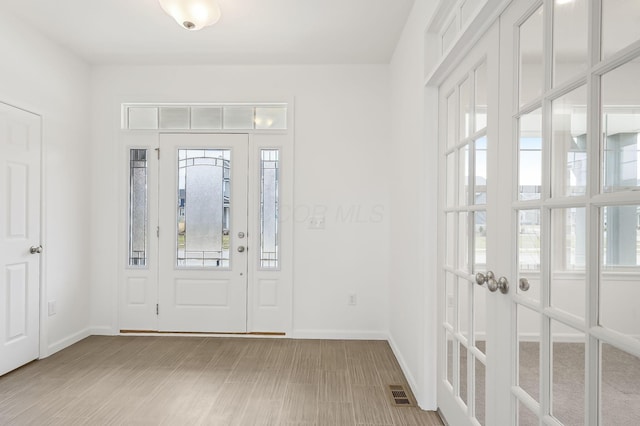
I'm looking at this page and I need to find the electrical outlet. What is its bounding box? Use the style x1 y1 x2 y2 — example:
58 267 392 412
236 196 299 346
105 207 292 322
348 293 357 306
308 216 325 230
48 300 56 316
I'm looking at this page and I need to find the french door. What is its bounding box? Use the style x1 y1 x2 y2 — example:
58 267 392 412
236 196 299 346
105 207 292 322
439 0 640 424
158 133 249 332
0 103 41 375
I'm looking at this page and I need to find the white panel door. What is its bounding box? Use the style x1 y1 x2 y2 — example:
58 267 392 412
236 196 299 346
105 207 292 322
0 102 41 376
158 133 249 332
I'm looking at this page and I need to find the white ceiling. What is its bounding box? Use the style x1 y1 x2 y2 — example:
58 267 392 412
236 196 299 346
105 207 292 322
0 0 416 65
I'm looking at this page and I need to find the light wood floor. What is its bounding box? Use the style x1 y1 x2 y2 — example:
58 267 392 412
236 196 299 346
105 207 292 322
0 336 444 425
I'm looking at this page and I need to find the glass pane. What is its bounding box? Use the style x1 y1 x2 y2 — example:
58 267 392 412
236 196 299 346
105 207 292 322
602 56 640 193
255 107 287 130
223 106 254 129
458 278 470 341
447 152 456 206
552 86 588 197
459 344 468 406
473 284 486 355
191 107 222 129
442 19 457 54
128 107 158 130
159 107 189 129
260 150 279 269
446 331 455 386
129 149 147 267
519 6 544 107
459 145 469 205
447 93 457 148
473 211 486 272
518 399 539 426
519 108 543 200
446 213 455 266
601 205 640 338
446 272 455 326
460 78 472 139
602 0 640 60
177 149 231 268
553 0 588 86
459 212 469 272
475 62 487 131
601 343 640 423
550 208 586 319
550 321 585 425
475 358 485 425
518 209 541 302
518 305 541 401
474 136 487 204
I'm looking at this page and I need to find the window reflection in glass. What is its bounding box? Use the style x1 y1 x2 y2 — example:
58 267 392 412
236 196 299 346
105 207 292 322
602 56 640 193
552 86 587 197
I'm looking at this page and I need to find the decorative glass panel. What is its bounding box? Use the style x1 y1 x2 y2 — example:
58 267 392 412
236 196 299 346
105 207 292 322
602 0 640 60
447 93 457 148
159 107 189 129
460 78 472 139
260 150 279 269
553 0 588 86
550 321 585 425
602 56 640 193
474 136 487 204
191 107 223 129
473 210 486 271
475 61 487 131
223 106 254 129
600 205 640 340
519 108 543 200
128 107 158 130
255 108 287 130
519 6 544 107
518 209 541 301
518 304 541 401
177 149 231 268
550 208 586 319
551 86 588 197
129 149 148 267
601 343 640 423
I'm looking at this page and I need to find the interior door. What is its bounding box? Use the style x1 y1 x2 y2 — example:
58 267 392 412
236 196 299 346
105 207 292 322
0 102 41 376
158 133 249 332
500 0 640 424
437 22 504 426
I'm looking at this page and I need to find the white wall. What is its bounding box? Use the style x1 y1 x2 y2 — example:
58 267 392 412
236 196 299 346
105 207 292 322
0 11 92 354
389 0 439 410
89 65 391 338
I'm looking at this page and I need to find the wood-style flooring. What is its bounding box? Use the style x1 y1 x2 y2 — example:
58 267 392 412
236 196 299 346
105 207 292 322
0 336 444 425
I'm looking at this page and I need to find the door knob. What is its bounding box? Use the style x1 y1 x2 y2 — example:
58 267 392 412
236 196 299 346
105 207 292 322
30 245 43 254
475 271 495 285
237 246 246 253
519 278 530 291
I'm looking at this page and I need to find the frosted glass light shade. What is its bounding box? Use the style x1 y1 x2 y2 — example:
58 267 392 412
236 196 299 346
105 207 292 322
159 0 221 30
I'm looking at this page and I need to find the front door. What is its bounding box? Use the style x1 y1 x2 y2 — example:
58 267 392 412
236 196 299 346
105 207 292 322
0 102 41 375
158 133 249 332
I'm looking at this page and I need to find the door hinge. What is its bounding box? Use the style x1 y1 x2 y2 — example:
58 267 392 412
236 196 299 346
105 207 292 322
157 226 159 238
155 148 160 159
156 304 159 315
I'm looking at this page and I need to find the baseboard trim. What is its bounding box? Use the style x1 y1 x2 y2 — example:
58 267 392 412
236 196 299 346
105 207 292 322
387 333 422 406
46 328 91 358
89 326 117 336
292 329 387 340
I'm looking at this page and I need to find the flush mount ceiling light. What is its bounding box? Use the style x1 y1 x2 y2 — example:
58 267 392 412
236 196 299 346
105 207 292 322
159 0 221 31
